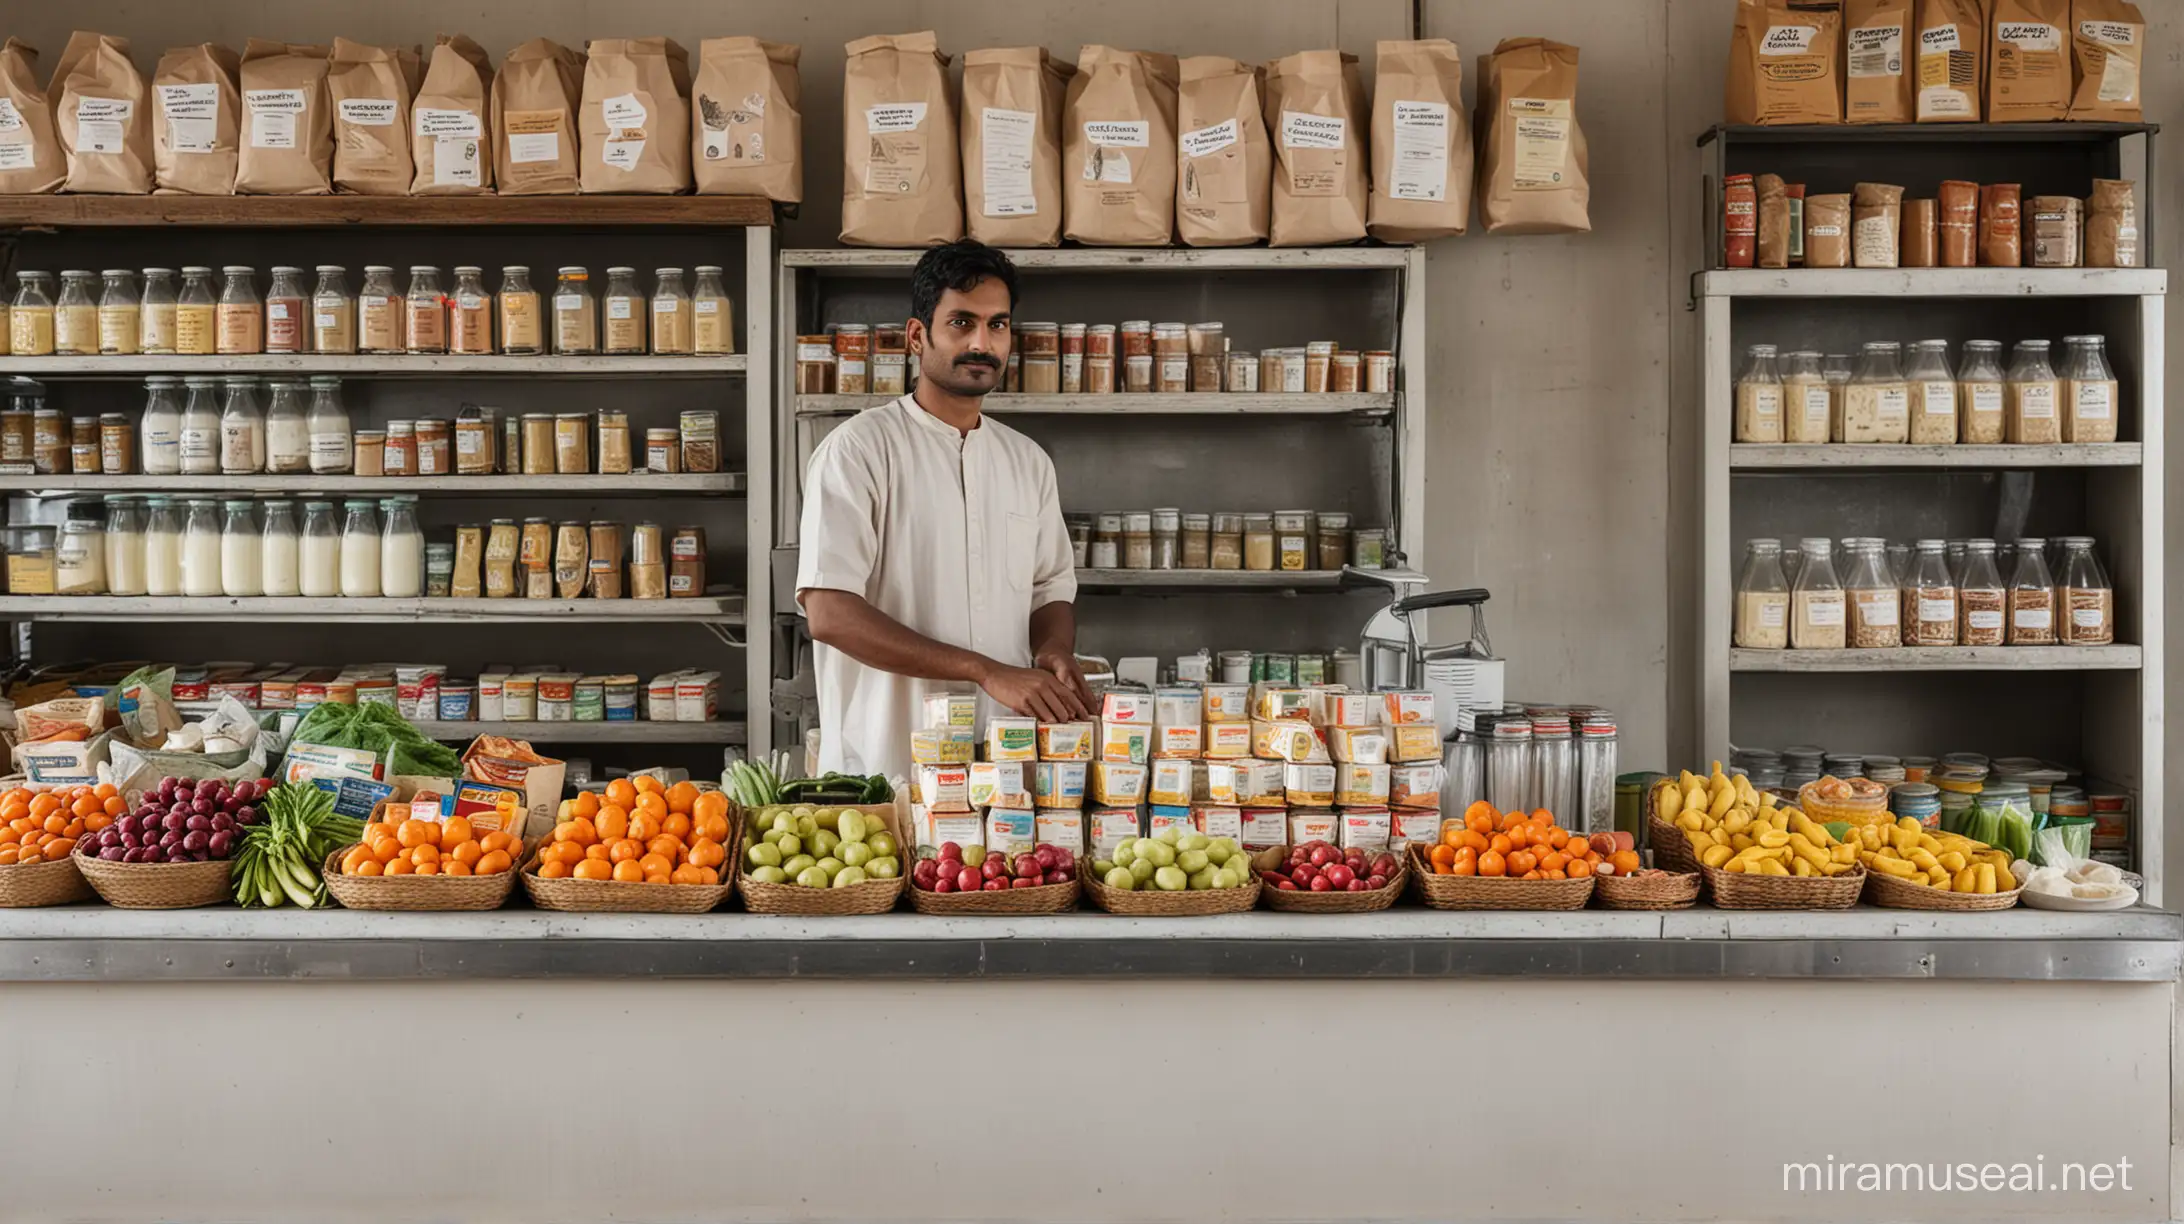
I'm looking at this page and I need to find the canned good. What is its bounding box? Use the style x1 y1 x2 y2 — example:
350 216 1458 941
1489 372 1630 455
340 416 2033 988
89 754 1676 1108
554 412 590 474
679 410 720 473
1364 350 1396 393
646 428 681 473
437 682 475 721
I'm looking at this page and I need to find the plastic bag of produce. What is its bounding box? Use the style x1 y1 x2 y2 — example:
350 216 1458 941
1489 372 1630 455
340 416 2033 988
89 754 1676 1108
2035 816 2095 866
109 665 184 747
106 717 267 795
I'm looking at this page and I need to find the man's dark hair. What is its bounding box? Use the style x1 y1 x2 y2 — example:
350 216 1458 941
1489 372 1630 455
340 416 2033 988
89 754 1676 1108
909 240 1019 327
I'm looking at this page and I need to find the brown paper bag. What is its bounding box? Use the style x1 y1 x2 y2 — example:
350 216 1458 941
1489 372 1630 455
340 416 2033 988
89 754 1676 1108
2067 0 2143 120
1062 47 1178 247
1264 50 1366 247
1726 0 1846 125
493 38 583 195
842 32 961 246
960 47 1069 246
152 44 240 195
1915 0 1985 120
237 40 332 194
2084 179 2138 268
1368 39 1471 243
0 40 66 194
580 37 692 194
1175 56 1270 247
1846 0 1914 122
1756 174 1792 268
693 37 802 202
327 39 413 195
413 35 493 195
1475 38 1589 236
53 31 154 194
1804 192 1851 266
1989 0 2072 121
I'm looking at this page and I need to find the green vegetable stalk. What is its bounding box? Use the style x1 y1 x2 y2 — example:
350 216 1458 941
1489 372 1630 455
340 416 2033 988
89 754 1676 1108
231 781 365 908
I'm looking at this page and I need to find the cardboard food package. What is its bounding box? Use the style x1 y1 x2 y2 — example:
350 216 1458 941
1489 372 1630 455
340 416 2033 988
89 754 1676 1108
1368 38 1471 242
0 39 66 194
1725 0 1846 125
2067 0 2144 121
237 39 334 194
412 34 494 195
1264 49 1367 247
1846 0 1915 122
1989 0 2073 121
841 31 961 246
579 36 692 194
1062 46 1178 247
493 37 584 194
1915 0 1985 120
1851 181 1904 267
692 36 802 201
960 46 1070 246
2084 178 2139 268
53 30 154 194
151 43 241 195
327 38 415 196
1475 38 1590 235
1174 55 1270 247
1803 192 1851 267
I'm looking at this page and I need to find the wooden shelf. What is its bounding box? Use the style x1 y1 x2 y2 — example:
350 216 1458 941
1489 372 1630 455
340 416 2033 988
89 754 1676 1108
783 247 1413 272
0 595 744 624
1730 645 2142 672
0 195 775 230
411 719 745 745
1695 268 2167 298
0 354 744 379
0 473 745 495
795 392 1393 417
1078 568 1344 591
1731 443 2143 469
1699 121 2159 146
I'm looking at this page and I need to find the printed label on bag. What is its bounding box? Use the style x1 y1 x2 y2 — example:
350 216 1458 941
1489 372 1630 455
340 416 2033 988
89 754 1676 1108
76 96 133 154
1179 118 1237 159
1390 100 1449 201
1084 119 1149 147
417 107 483 138
866 103 927 133
0 99 21 131
1508 97 1571 189
980 106 1037 216
1281 110 1345 150
158 84 220 152
505 111 563 164
339 97 397 127
601 93 648 131
247 89 304 149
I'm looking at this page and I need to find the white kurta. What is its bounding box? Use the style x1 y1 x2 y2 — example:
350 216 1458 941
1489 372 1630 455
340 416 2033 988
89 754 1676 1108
795 395 1078 780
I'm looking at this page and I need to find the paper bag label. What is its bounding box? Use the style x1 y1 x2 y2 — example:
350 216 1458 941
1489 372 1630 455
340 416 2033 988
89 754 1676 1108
1084 120 1149 147
866 103 927 133
602 138 645 171
339 97 397 127
1508 97 1572 190
1390 100 1450 201
1762 25 1820 53
158 84 220 153
1848 26 1905 77
700 90 768 164
77 97 133 154
601 92 649 130
434 136 482 185
504 111 563 164
980 106 1037 216
1281 110 1346 149
1179 118 1237 159
247 89 305 149
0 144 32 170
1921 26 1962 52
1998 22 2061 51
417 107 483 138
0 99 21 132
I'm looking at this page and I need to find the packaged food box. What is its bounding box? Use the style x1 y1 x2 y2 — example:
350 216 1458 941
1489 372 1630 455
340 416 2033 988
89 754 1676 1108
1390 723 1441 763
1335 763 1391 806
1199 761 1240 806
913 804 984 854
924 693 979 730
1240 807 1288 850
969 761 1033 809
916 763 974 813
1390 763 1444 809
1327 692 1381 727
1251 686 1310 723
1203 683 1250 722
1389 804 1442 850
1253 718 1327 763
1203 721 1253 759
1153 724 1202 758
1154 686 1203 731
675 672 719 722
911 727 977 765
1340 808 1392 853
1088 807 1143 858
1092 760 1147 806
1236 760 1288 808
1328 725 1389 765
987 717 1038 762
1100 720 1150 765
1384 690 1436 725
1288 808 1339 847
1300 685 1350 726
1148 758 1195 807
1101 691 1152 725
1034 760 1087 809
984 808 1036 856
1147 806 1194 838
1192 804 1242 842
1037 720 1094 761
1035 808 1085 857
310 775 400 821
1284 762 1337 807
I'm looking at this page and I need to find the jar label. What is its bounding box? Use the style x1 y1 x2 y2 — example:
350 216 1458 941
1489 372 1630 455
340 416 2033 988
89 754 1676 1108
555 294 584 312
179 428 215 461
1759 602 1786 627
1875 387 1907 421
1919 598 1955 622
2018 382 2056 418
1970 384 2003 414
1921 381 1954 414
2072 607 2105 628
2014 608 2052 630
1967 609 2004 630
1855 591 1898 626
1804 598 1844 627
2075 381 2113 420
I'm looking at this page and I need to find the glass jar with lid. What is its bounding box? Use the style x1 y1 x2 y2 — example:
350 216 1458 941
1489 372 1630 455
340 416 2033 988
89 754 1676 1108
140 376 183 475
1779 351 1828 443
1955 538 2005 645
651 267 692 355
2006 340 2061 444
179 498 222 597
219 376 265 474
1790 537 1846 649
1844 538 1900 648
143 496 183 596
1315 511 1351 570
217 265 262 355
380 496 424 598
307 377 352 473
2060 335 2118 444
339 500 382 597
1088 512 1120 569
1733 343 1783 442
1274 510 1313 571
139 268 178 354
174 266 216 355
53 271 98 356
4 525 55 595
1821 352 1854 440
259 500 301 597
219 499 261 597
300 501 340 597
56 502 107 595
264 265 307 354
178 376 220 475
1954 340 2005 443
405 266 447 354
499 266 542 355
448 266 492 355
263 379 310 473
1210 513 1244 570
311 265 355 354
1180 513 1212 569
601 266 646 355
2056 536 2112 645
358 265 402 354
100 497 142 595
97 270 140 355
1242 513 1276 572
1904 339 1956 444
692 265 733 355
1150 508 1181 570
2007 536 2057 644
1906 538 1956 646
1120 511 1154 570
1845 341 1909 443
553 267 596 355
1733 538 1790 649
9 272 55 356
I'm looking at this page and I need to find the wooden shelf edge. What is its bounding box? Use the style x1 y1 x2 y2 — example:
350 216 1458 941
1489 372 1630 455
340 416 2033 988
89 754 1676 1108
0 194 775 229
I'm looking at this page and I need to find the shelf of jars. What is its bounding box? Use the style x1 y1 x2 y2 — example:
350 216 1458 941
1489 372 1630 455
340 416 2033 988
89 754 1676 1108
409 719 747 745
0 596 743 624
1730 443 2144 469
0 196 777 230
0 473 746 495
1695 268 2168 298
1730 645 2142 672
780 247 1415 273
0 355 745 379
793 392 1395 418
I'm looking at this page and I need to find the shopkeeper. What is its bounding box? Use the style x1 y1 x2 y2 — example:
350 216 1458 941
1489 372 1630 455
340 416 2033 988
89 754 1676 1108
797 241 1092 778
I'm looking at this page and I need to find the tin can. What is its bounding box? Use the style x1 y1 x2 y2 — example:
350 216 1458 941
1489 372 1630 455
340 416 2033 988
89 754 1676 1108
1060 323 1086 393
521 414 556 474
604 676 640 721
646 428 681 473
587 521 622 599
502 674 538 720
573 675 606 721
69 416 100 473
478 674 506 720
1123 354 1154 393
1119 320 1151 357
415 418 453 475
1085 356 1116 395
1330 351 1361 393
554 413 590 474
1364 350 1396 393
438 682 475 721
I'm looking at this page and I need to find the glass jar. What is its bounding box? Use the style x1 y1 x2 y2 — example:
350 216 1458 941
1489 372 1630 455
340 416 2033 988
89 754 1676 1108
692 265 733 355
2060 335 2118 444
1904 539 1954 646
1273 510 1313 571
1790 537 1846 649
1844 538 1900 648
1780 351 1828 443
1315 511 1351 570
217 265 262 355
53 271 98 355
1733 343 1783 442
1954 340 2005 444
300 501 340 597
180 499 224 597
100 412 132 475
339 500 382 597
178 376 220 475
263 379 310 473
1150 508 1181 570
219 499 261 597
1352 527 1388 569
265 266 307 354
1959 538 2006 646
311 265 356 354
218 376 265 475
2007 536 2057 645
97 269 140 355
4 525 55 594
2057 536 2112 645
31 407 63 475
1242 513 1276 572
1487 714 1533 816
651 267 692 355
602 266 645 355
1180 512 1212 569
68 413 98 474
1903 339 1956 445
175 266 217 355
448 266 492 355
425 543 454 598
55 504 106 595
143 496 182 596
1845 341 1909 444
1734 538 1790 649
499 266 542 355
1821 352 1854 441
405 266 447 354
358 265 402 354
380 497 424 598
139 268 177 354
1210 512 1244 571
2006 340 2061 445
385 420 416 477
259 500 300 597
553 267 596 355
1120 511 1154 570
415 418 453 476
9 272 55 356
140 376 183 475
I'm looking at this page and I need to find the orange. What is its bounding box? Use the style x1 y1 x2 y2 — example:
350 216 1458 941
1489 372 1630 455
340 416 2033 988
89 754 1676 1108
608 838 641 864
665 781 699 814
1506 825 1530 850
689 839 725 869
101 796 126 817
28 795 59 819
384 858 415 876
1565 858 1593 878
440 860 472 877
585 844 611 861
552 820 585 845
410 843 440 866
643 871 671 885
42 815 65 836
1610 850 1642 877
372 838 402 864
633 774 664 796
341 846 374 874
571 817 599 846
1452 854 1477 877
1507 850 1537 876
1477 850 1506 877
547 841 582 866
693 790 729 824
694 812 730 844
634 792 667 822
398 820 434 849
14 848 39 865
449 839 483 867
571 790 601 820
612 860 644 883
573 858 612 881
663 812 693 841
538 858 570 879
1462 829 1489 853
637 852 673 878
1541 851 1568 873
646 834 684 861
697 867 720 885
1488 833 1511 857
628 813 661 842
1543 868 1566 879
439 816 473 847
604 778 637 810
480 831 512 854
671 864 704 884
1522 870 1542 880
594 807 630 842
1429 845 1456 868
92 782 116 800
354 859 384 877
413 861 440 876
1532 809 1556 828
476 849 512 875
0 848 19 866
70 795 100 820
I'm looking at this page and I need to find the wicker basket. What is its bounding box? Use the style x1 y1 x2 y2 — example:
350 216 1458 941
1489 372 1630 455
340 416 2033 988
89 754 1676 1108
1861 866 2021 912
735 802 908 916
321 845 522 913
1408 851 1596 910
1258 845 1409 913
0 855 95 907
74 850 233 909
905 874 1080 915
1079 856 1263 915
1591 870 1701 910
1701 862 1866 910
1648 814 1702 874
522 855 735 914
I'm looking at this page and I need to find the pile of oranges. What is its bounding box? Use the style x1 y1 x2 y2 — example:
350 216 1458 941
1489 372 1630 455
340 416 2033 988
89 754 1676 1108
341 816 520 877
535 776 732 885
1427 801 1643 879
0 783 124 865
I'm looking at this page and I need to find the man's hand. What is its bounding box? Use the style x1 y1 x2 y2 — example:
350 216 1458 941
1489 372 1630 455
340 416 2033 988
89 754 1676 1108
980 662 1091 723
1036 650 1093 710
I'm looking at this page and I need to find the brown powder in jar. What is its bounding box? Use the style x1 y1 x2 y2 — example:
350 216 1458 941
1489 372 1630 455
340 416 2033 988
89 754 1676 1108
1724 173 1755 267
586 521 623 600
1959 379 2005 443
406 297 448 354
266 293 306 354
1803 193 1851 268
1755 174 1790 269
2063 372 2118 444
668 526 706 597
2008 587 2056 645
359 293 401 353
500 288 541 354
2064 586 2113 644
217 301 263 355
1900 199 1938 267
1980 185 2022 267
1849 588 1901 648
1911 586 1958 646
1960 587 2006 645
451 295 493 355
1938 180 1979 267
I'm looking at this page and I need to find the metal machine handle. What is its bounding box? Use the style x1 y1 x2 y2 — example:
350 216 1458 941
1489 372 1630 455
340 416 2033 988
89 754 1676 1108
1391 587 1489 615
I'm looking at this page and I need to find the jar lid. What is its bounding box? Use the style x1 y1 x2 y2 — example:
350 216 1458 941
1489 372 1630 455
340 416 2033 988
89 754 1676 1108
143 267 174 275
303 500 334 510
181 266 213 275
654 267 685 277
354 430 386 440
315 264 346 273
220 265 254 274
222 497 255 509
1981 781 2031 798
695 265 723 274
1891 782 1939 798
453 266 481 275
606 266 636 275
308 375 341 388
408 265 440 274
99 268 134 278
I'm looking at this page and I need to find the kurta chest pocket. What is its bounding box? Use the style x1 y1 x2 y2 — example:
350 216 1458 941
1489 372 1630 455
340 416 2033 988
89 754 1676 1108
1005 512 1038 591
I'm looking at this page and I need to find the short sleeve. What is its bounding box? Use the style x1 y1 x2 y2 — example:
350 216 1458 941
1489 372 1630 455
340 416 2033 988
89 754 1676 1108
1028 451 1077 610
795 429 882 603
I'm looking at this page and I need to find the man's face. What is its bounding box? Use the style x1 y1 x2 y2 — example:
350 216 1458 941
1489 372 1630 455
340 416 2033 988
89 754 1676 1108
908 277 1013 397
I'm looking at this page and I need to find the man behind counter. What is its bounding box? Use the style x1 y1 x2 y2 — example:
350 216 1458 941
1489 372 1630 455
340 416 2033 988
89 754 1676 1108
796 241 1093 779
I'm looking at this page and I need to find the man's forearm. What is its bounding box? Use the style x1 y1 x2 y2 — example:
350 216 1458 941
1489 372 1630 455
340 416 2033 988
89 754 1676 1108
802 589 997 684
1029 601 1078 666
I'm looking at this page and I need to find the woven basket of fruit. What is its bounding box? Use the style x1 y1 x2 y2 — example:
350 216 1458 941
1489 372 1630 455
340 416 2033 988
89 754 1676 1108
1409 846 1596 910
1080 827 1261 915
735 801 907 915
0 783 115 905
323 814 526 912
907 842 1080 914
74 778 275 908
1647 813 1702 874
1861 866 2020 911
1847 818 2023 911
521 778 740 914
1256 841 1408 913
0 855 94 907
1591 869 1701 910
1701 862 1865 910
76 851 235 909
1412 801 1625 910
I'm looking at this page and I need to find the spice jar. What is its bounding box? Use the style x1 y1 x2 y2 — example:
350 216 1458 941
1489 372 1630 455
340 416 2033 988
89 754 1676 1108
455 409 493 476
646 428 681 473
56 504 107 596
797 334 836 394
1734 344 1784 443
553 267 597 355
1779 351 1829 443
2006 340 2061 445
10 272 56 356
100 412 133 474
404 266 447 354
692 265 733 356
2061 335 2118 444
353 430 387 477
1958 539 2006 646
520 413 556 474
834 324 872 394
679 410 720 474
1846 341 1910 444
168 266 214 355
5 525 55 594
651 267 692 355
1274 510 1312 571
1330 351 1361 393
178 376 219 474
139 377 180 474
1059 323 1086 394
1150 508 1181 570
2007 537 2057 645
1209 513 1244 570
554 412 590 474
601 266 645 355
311 266 355 354
265 266 307 354
1242 513 1276 572
415 418 453 476
1907 538 1957 647
597 410 632 475
1153 322 1189 393
1734 539 1791 649
138 268 177 354
1900 339 1956 445
1315 512 1351 569
1187 322 1224 392
1790 537 1846 649
1089 513 1120 569
669 526 706 597
68 416 98 473
217 265 263 355
31 407 64 475
358 266 402 354
1364 351 1396 393
1305 341 1336 393
1180 513 1212 569
97 269 140 355
219 377 266 475
1121 512 1154 569
1280 348 1310 393
51 271 95 356
1066 515 1091 566
448 266 492 355
384 420 416 477
1020 323 1059 394
499 266 541 355
263 379 310 473
2057 536 2112 645
308 377 352 474
1226 350 1259 393
1844 539 1900 649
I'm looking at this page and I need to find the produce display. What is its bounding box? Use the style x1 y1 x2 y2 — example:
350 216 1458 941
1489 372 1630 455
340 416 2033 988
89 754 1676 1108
741 804 901 889
1852 818 2016 894
1089 827 1251 893
0 783 123 864
728 755 891 808
913 842 1075 893
538 778 732 884
1655 765 1860 877
230 781 366 907
87 777 262 865
340 816 522 879
1261 840 1401 893
1427 802 1635 879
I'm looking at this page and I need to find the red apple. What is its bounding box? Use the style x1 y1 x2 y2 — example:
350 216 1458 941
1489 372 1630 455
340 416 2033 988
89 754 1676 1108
1309 845 1336 867
983 879 1006 891
1276 879 1298 890
1308 875 1334 892
1366 874 1387 890
933 876 956 893
1012 876 1041 888
939 842 962 862
982 859 1008 882
1346 879 1370 892
912 860 940 889
956 866 981 892
1324 864 1355 889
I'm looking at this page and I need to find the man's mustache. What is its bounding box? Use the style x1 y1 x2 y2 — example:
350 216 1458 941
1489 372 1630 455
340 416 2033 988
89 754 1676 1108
954 354 999 368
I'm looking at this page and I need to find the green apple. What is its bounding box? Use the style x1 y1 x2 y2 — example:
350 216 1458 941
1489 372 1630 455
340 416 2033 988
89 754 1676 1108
795 865 830 888
867 832 899 858
1129 858 1156 884
1177 849 1209 874
774 833 802 859
811 830 841 860
1211 837 1238 858
749 865 789 884
782 854 816 877
1205 842 1232 865
796 814 818 839
961 843 985 864
832 865 868 887
840 841 874 867
1104 866 1137 890
1179 832 1209 852
836 811 867 843
1155 826 1182 845
745 841 782 868
771 811 797 834
1188 867 1216 890
1112 837 1135 860
1154 865 1188 891
815 856 845 879
1140 840 1176 868
1092 858 1116 877
1212 867 1238 889
867 856 899 879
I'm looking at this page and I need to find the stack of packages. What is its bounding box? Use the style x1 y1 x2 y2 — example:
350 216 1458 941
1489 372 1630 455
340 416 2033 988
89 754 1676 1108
907 683 1446 863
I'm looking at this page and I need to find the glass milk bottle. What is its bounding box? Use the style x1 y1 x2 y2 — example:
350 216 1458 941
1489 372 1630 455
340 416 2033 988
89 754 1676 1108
379 497 424 598
1733 539 1790 649
178 376 221 475
139 268 178 354
1733 344 1783 443
2060 335 2119 444
180 499 223 597
300 501 340 598
53 271 98 356
1907 538 1957 647
216 265 263 355
140 376 184 475
339 499 382 597
143 496 184 596
2056 536 2112 645
692 265 734 355
219 499 262 597
218 376 266 474
259 500 301 597
174 266 217 355
103 495 146 596
1905 339 1957 445
312 265 356 354
1790 537 1846 649
97 269 140 355
2006 340 2061 444
263 379 310 474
